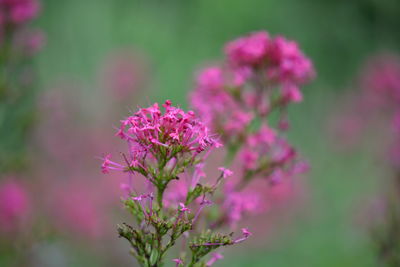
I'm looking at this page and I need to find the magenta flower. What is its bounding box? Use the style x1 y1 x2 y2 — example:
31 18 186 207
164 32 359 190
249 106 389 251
225 31 270 66
0 0 40 24
103 101 221 183
222 185 263 226
103 100 254 267
241 228 252 237
206 253 224 266
0 179 30 233
179 202 191 213
218 167 233 178
191 32 314 162
172 258 183 266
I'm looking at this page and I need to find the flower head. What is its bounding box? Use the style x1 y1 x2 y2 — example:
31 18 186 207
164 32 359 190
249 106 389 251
218 167 233 178
0 0 40 24
0 179 30 233
225 31 270 66
103 100 221 181
172 258 184 266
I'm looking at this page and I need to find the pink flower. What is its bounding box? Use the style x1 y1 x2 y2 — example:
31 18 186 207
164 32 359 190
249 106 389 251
232 228 253 244
111 101 220 174
225 31 270 66
196 67 224 90
224 111 254 134
0 179 30 233
101 154 124 174
218 167 233 178
172 258 184 266
241 228 252 238
281 83 303 103
206 253 224 266
191 31 314 153
240 148 259 170
267 36 315 84
360 53 400 104
179 202 191 213
1 0 40 24
223 185 263 226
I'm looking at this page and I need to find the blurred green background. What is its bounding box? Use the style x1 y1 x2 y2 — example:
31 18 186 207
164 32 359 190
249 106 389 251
33 0 400 266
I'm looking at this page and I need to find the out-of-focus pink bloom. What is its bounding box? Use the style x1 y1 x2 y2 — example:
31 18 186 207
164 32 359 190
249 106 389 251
0 179 30 233
0 0 40 24
225 31 270 66
218 167 233 178
267 36 315 85
191 32 313 179
360 53 400 107
225 31 315 85
247 124 276 147
231 228 252 244
206 253 224 266
240 148 259 170
224 111 253 134
196 67 224 90
222 184 263 227
281 84 303 103
240 131 298 180
241 227 252 237
331 53 400 155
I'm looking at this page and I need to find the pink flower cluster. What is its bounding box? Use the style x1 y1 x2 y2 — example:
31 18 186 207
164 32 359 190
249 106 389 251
103 100 221 179
0 0 44 55
0 0 40 25
0 179 30 233
222 185 262 226
225 31 314 85
102 32 314 267
332 53 400 167
359 53 400 111
191 31 313 179
361 54 400 167
102 102 253 266
188 31 314 234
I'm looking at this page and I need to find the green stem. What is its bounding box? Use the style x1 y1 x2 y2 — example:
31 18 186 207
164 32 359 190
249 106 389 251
156 185 166 209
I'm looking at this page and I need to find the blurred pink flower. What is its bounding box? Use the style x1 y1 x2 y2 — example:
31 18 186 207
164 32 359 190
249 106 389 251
0 0 40 24
225 31 270 66
0 179 30 233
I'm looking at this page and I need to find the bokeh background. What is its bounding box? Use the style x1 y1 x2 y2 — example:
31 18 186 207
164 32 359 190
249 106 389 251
2 0 400 266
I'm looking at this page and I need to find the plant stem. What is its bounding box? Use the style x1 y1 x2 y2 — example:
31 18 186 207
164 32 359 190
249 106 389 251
156 185 166 209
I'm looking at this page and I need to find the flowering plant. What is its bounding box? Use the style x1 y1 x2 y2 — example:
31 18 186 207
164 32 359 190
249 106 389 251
102 31 314 266
0 0 45 172
102 100 250 266
332 53 400 266
191 31 314 190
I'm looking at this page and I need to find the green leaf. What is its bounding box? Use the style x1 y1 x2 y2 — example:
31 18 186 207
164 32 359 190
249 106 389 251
149 249 159 266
